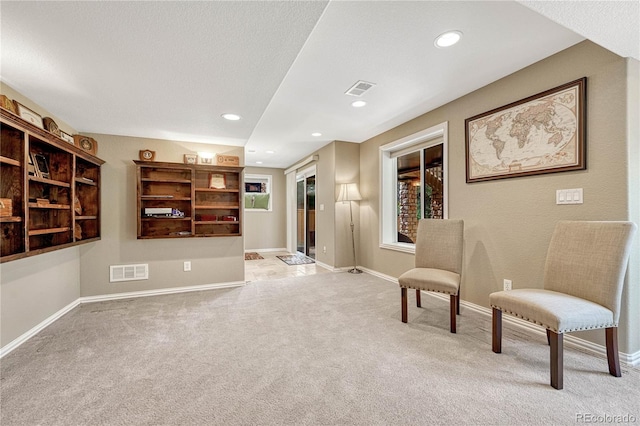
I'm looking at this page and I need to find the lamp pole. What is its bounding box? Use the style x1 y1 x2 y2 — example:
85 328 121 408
348 200 362 274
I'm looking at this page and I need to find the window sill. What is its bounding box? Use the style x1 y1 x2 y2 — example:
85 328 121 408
379 242 415 254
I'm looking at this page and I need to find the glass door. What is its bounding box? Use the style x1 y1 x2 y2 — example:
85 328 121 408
296 171 316 258
296 179 305 254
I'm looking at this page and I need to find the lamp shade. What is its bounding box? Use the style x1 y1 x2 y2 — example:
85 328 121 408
337 183 362 202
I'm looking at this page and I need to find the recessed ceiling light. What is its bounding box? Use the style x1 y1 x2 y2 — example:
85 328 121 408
266 150 275 154
311 132 322 137
221 113 241 121
247 149 256 154
434 30 462 48
256 161 263 164
351 100 367 108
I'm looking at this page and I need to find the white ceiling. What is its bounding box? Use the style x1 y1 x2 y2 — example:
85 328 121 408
1 1 637 169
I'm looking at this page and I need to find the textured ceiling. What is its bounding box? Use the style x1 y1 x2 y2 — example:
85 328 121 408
0 1 636 169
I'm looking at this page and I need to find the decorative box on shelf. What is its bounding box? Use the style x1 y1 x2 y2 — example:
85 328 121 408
0 198 12 217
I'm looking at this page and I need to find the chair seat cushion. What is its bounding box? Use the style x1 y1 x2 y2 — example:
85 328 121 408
490 289 615 333
398 268 460 295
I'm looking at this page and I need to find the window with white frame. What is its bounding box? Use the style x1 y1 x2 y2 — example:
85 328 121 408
244 174 272 211
379 122 448 253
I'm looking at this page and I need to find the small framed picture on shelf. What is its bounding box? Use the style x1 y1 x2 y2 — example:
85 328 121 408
28 152 38 177
60 131 74 145
33 153 50 179
209 173 226 189
15 103 44 128
199 156 214 165
184 154 198 165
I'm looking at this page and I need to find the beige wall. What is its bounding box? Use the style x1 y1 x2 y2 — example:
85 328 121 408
312 143 335 266
358 41 639 353
293 141 360 268
625 58 640 354
79 133 245 297
0 83 81 348
334 141 361 269
1 249 81 347
243 166 287 250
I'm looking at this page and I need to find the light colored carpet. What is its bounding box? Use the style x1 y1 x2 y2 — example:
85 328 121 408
1 272 639 425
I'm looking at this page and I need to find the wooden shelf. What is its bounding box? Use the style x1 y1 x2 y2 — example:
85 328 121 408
0 216 22 223
195 188 239 193
1 108 103 263
141 217 192 221
28 227 71 236
141 195 191 201
75 177 97 186
136 160 242 239
0 156 21 167
29 176 71 188
141 178 191 184
194 221 239 225
195 205 240 209
28 203 71 210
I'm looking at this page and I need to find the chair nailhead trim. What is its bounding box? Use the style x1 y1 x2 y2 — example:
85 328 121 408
490 305 617 333
400 285 454 295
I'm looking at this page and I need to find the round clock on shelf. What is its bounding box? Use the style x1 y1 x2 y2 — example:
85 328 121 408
139 149 156 161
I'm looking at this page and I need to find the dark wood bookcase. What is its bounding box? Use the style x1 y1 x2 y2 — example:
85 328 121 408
135 160 243 239
1 108 104 263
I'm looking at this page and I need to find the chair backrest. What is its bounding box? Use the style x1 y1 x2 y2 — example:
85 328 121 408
544 221 636 322
414 219 464 274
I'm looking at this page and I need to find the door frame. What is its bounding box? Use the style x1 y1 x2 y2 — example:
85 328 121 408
287 165 316 255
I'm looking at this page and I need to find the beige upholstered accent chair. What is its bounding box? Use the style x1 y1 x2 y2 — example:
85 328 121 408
490 221 636 390
398 219 464 333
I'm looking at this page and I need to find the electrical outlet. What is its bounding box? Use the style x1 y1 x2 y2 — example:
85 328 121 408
184 261 191 272
503 279 512 291
323 246 327 254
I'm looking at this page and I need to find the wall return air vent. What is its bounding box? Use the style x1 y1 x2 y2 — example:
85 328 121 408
110 264 149 282
345 80 376 97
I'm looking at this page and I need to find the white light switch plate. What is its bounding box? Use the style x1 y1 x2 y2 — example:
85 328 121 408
556 188 583 205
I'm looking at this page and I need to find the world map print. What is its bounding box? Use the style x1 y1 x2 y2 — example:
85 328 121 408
466 83 582 182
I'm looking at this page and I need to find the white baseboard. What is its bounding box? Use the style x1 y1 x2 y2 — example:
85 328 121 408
244 247 287 253
0 280 245 359
358 266 640 367
0 298 81 358
79 281 246 304
315 260 343 272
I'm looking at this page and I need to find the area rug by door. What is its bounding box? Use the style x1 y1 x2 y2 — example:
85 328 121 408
244 252 264 260
276 254 315 265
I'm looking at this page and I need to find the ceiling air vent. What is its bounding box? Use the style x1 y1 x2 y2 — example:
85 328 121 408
110 264 149 282
345 80 376 97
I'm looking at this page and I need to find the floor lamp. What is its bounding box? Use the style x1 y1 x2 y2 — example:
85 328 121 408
337 183 363 274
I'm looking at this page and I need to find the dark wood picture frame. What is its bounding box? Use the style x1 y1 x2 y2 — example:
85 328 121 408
465 77 586 183
33 153 50 179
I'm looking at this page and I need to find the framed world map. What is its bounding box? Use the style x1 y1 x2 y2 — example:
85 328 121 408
465 77 586 183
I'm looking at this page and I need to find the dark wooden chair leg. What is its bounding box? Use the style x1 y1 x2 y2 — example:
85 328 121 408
546 329 551 346
456 290 460 315
549 331 563 390
416 289 421 308
449 295 457 333
492 308 502 353
401 288 408 323
606 327 621 377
